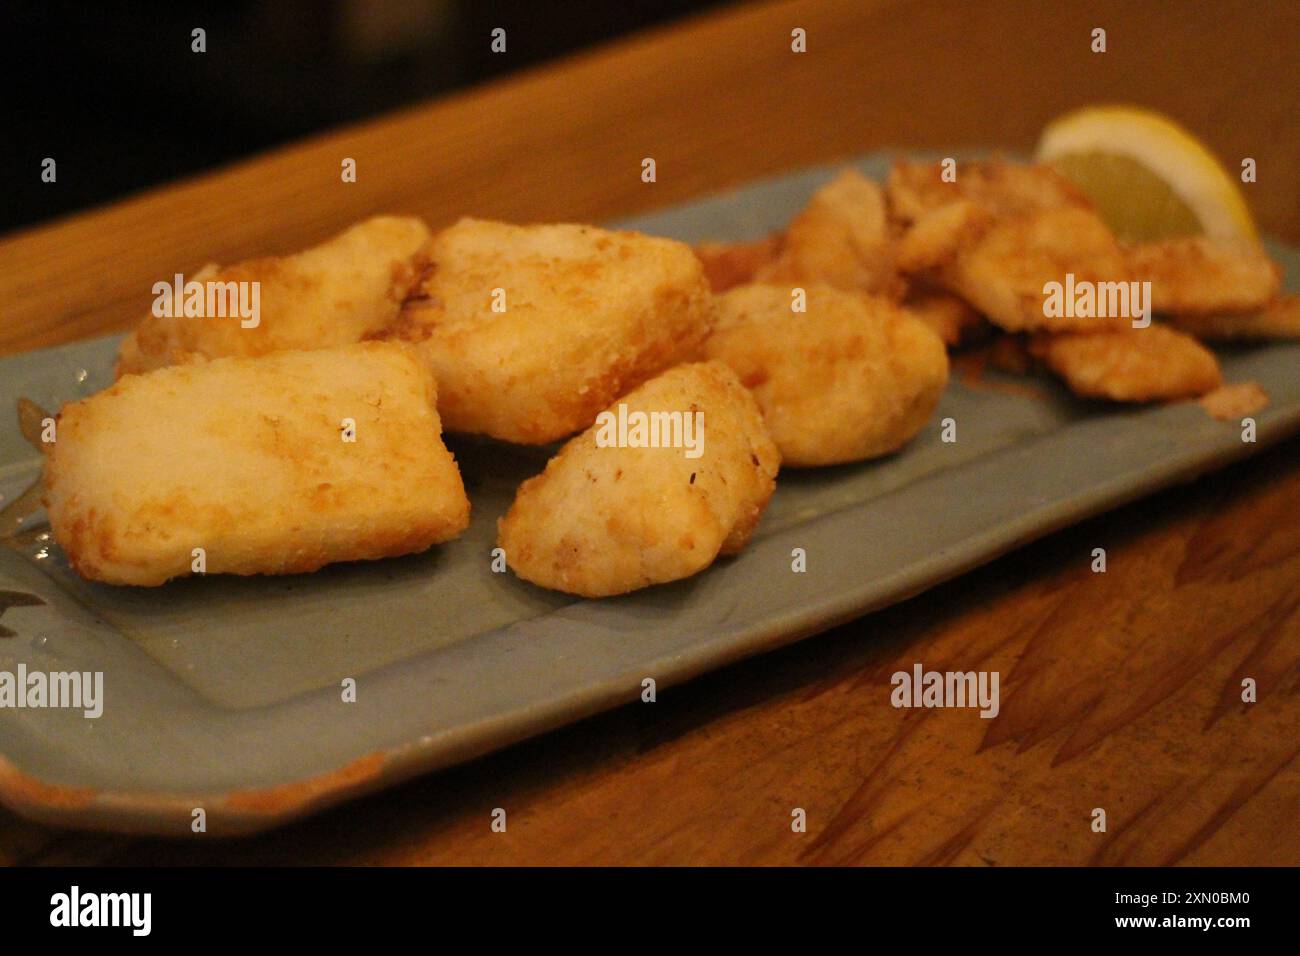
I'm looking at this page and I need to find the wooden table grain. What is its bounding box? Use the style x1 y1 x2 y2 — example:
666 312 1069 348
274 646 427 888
3 0 1298 866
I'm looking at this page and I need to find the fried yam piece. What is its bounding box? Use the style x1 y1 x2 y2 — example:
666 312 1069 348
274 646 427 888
44 342 469 586
497 362 779 597
116 216 432 376
1126 237 1282 315
889 160 1131 333
703 284 948 466
387 218 715 444
1167 294 1300 340
1030 325 1221 402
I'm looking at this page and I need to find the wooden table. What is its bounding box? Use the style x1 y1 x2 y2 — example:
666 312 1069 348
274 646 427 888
3 0 1298 866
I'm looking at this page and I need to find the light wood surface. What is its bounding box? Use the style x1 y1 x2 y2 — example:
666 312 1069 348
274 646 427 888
3 0 1298 865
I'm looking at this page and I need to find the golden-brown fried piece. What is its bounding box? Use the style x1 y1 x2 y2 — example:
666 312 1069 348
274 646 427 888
497 362 779 597
901 283 988 348
1199 382 1269 421
887 158 1091 226
754 169 901 297
386 218 715 444
1030 325 1221 402
1166 294 1300 340
694 234 782 292
694 171 900 296
703 284 948 466
116 216 431 377
1126 237 1281 315
889 160 1132 333
944 206 1133 333
44 342 469 586
895 199 991 273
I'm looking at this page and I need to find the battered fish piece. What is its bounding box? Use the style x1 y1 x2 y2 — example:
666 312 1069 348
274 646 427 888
1126 237 1281 315
1030 325 1221 402
387 218 715 444
44 342 469 586
497 362 779 597
1167 294 1300 340
116 216 431 376
889 160 1131 333
754 169 900 297
703 284 948 466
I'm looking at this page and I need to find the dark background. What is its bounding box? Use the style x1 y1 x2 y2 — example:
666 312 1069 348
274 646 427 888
1 0 729 235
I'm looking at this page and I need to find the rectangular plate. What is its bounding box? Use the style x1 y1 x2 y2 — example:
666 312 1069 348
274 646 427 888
2 154 1299 835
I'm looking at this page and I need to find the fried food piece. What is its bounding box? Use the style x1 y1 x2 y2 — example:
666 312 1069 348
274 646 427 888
1167 294 1300 340
889 160 1131 333
497 362 779 597
902 283 988 347
895 199 991 273
695 235 782 292
944 206 1133 333
116 216 431 376
386 218 714 444
753 169 900 296
695 170 903 297
703 284 948 466
1200 382 1269 421
1030 325 1221 402
1126 237 1282 315
44 342 469 586
887 158 1091 225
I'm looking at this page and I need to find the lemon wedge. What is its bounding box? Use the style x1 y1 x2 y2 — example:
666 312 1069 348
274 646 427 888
1035 105 1257 243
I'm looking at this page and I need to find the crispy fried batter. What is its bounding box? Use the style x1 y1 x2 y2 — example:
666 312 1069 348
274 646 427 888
115 216 432 377
946 206 1132 333
889 160 1131 333
497 362 780 597
1125 237 1283 316
385 218 715 444
887 158 1091 225
753 169 901 297
703 284 948 466
44 342 469 586
1199 382 1269 421
901 282 988 347
695 234 782 292
1030 325 1221 402
895 199 991 273
1166 294 1300 340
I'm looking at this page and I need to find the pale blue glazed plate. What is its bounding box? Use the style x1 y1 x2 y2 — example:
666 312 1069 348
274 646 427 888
1 154 1298 835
